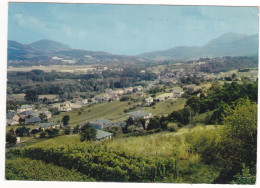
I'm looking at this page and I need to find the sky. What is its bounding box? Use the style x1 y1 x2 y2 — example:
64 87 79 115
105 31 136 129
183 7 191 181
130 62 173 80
8 3 259 55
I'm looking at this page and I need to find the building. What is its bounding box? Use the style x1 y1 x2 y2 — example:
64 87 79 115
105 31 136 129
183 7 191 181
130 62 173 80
145 97 154 104
39 122 55 131
17 105 33 113
127 111 152 119
95 130 113 141
173 90 184 98
25 117 41 124
90 119 112 130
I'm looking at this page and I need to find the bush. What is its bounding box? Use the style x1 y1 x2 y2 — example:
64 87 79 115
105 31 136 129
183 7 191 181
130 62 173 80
167 123 179 132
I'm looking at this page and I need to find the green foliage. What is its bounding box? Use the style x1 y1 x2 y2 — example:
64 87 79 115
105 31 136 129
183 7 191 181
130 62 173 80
167 123 179 132
8 143 178 182
231 164 256 184
45 128 59 138
185 126 221 164
216 98 257 182
6 157 94 181
24 89 39 103
62 115 70 126
73 125 80 134
79 122 97 141
15 126 30 137
64 126 71 135
6 129 17 145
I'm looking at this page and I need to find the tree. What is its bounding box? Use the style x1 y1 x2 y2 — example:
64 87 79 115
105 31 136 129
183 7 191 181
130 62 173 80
24 89 39 103
6 129 17 145
30 129 39 137
186 96 200 114
62 115 70 126
45 128 59 138
217 98 257 183
15 127 30 137
73 125 80 134
79 123 97 141
64 126 71 135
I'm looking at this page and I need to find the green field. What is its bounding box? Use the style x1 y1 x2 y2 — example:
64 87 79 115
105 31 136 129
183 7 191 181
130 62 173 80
50 98 186 127
6 125 220 183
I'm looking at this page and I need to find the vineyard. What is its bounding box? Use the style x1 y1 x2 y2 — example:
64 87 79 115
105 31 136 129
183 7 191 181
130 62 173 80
6 156 94 181
6 141 219 183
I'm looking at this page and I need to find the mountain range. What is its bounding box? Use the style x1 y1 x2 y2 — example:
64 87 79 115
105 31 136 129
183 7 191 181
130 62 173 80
138 33 258 60
8 33 258 65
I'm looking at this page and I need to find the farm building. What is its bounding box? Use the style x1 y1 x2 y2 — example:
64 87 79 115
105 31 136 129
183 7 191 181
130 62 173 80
17 105 33 113
95 130 113 141
127 111 152 119
90 119 112 130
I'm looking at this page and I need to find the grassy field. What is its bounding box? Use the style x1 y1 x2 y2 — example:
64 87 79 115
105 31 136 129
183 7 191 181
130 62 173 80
50 101 133 126
50 98 187 127
6 124 220 183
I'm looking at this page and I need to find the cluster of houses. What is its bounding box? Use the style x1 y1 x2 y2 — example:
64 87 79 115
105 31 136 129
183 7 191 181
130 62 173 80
50 98 88 112
6 105 52 126
94 86 144 103
144 89 185 105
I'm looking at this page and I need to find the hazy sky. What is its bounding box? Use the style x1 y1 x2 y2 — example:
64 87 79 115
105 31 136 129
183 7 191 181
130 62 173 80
8 3 259 55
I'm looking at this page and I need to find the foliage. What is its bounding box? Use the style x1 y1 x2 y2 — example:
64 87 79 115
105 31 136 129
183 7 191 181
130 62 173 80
6 129 17 145
73 125 80 134
185 126 221 165
24 89 39 103
231 164 256 184
45 128 59 138
8 144 177 182
62 115 70 126
15 126 30 137
63 126 71 135
6 156 94 181
216 98 257 182
79 122 97 141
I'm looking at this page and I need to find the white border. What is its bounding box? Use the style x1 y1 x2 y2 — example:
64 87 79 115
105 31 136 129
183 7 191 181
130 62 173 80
0 1 259 188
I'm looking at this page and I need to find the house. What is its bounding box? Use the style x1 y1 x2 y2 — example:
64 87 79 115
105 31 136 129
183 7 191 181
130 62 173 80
6 112 20 122
60 106 72 112
90 119 112 130
43 111 52 119
95 130 113 141
70 104 82 110
25 117 41 124
6 119 19 126
145 97 154 104
124 87 133 94
39 122 55 131
173 90 184 98
72 98 88 105
95 94 111 103
154 93 174 102
17 105 33 113
114 89 124 95
127 111 152 119
20 110 39 118
134 86 143 92
39 108 49 113
62 101 71 107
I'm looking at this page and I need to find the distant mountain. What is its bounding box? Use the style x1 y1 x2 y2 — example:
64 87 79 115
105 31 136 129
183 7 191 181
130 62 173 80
8 40 41 60
138 33 258 60
7 40 144 66
29 39 70 52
